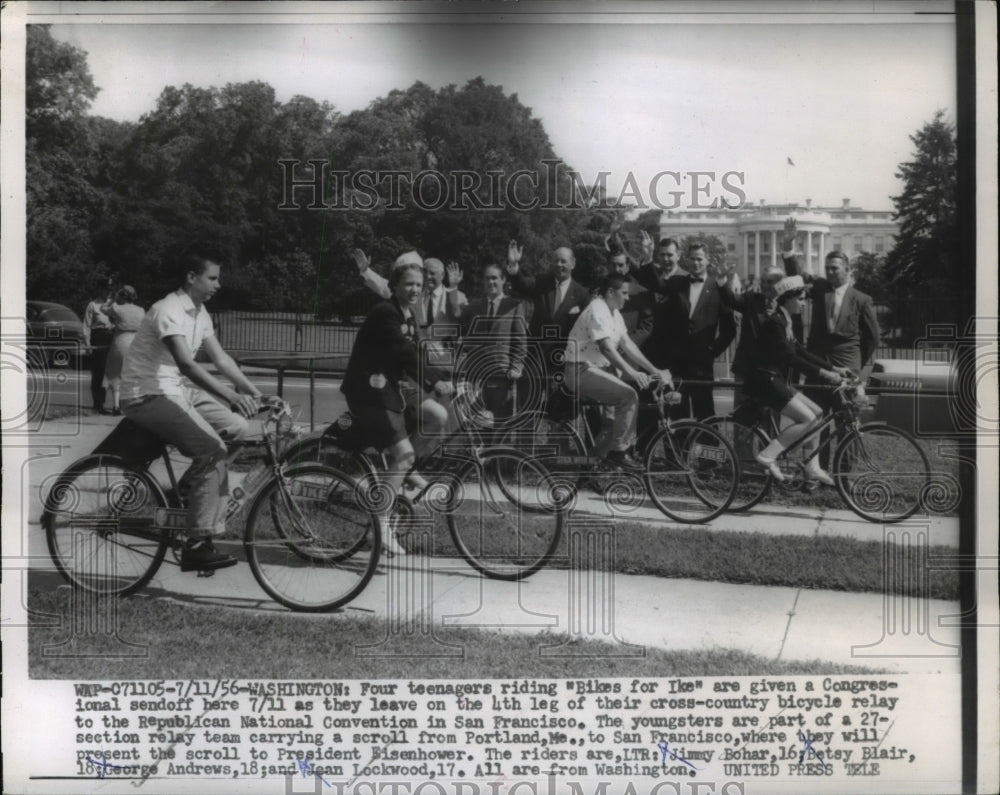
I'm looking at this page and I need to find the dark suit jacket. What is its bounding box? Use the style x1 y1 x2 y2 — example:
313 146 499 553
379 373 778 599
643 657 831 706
451 295 528 379
724 289 772 379
633 262 673 300
804 280 880 372
641 274 737 371
507 270 590 339
621 283 656 348
782 254 880 371
755 312 831 381
341 299 448 412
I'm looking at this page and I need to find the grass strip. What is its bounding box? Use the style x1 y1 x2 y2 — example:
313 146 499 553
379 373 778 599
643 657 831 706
399 521 959 601
28 587 884 680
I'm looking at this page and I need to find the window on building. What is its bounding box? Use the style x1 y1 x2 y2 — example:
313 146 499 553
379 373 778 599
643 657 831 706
833 236 842 250
727 243 736 252
762 238 770 253
875 236 885 253
853 236 862 251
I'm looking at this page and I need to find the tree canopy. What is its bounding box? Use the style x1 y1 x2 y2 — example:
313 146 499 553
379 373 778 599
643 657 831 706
24 31 616 317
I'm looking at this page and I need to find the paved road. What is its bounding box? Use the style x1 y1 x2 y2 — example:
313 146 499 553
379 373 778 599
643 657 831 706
29 368 738 431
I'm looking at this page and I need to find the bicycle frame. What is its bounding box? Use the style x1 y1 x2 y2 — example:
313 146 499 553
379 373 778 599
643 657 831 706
135 399 300 540
732 382 865 470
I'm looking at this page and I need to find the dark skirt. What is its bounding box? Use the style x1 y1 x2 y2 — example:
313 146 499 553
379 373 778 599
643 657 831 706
345 381 420 451
744 368 797 412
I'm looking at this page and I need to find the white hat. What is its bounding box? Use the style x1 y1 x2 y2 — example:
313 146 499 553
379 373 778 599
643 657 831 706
393 250 424 270
773 275 807 300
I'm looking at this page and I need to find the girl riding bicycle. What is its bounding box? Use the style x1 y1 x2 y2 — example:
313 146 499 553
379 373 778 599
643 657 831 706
340 258 454 555
749 275 852 486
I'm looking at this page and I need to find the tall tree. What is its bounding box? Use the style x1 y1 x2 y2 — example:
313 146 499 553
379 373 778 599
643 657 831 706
884 110 959 337
25 25 106 311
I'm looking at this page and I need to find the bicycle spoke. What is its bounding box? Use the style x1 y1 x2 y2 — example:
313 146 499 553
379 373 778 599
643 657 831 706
245 465 380 611
43 457 168 596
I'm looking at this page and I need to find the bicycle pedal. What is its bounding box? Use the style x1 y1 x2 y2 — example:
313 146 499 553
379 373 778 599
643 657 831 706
196 569 217 578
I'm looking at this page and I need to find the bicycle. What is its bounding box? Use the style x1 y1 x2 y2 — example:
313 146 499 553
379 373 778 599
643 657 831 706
41 397 381 612
281 383 570 580
497 377 740 524
704 379 931 523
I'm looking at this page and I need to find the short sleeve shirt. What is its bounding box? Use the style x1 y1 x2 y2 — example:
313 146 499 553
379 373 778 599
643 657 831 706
564 297 627 367
120 290 214 400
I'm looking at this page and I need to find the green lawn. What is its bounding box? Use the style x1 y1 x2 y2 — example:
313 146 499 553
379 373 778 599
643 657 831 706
28 587 884 680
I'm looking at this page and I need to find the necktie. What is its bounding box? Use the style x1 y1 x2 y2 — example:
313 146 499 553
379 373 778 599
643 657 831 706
425 294 435 327
826 289 837 333
690 275 705 284
487 300 496 318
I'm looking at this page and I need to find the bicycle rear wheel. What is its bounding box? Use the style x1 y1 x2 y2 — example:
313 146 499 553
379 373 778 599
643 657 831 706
42 455 169 596
703 416 772 511
496 412 586 508
834 423 930 523
244 464 380 611
643 421 738 523
448 448 568 580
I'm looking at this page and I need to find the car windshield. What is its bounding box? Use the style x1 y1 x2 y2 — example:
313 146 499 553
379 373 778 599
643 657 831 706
40 308 79 322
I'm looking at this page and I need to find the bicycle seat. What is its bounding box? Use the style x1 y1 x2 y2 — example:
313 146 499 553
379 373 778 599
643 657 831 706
91 417 167 468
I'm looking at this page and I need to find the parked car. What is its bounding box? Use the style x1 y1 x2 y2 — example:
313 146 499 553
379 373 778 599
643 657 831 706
25 300 87 368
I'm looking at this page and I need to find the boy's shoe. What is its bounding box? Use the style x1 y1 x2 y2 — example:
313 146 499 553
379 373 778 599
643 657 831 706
180 538 238 572
605 450 644 472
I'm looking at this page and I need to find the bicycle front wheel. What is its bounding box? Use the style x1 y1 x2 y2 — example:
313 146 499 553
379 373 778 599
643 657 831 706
496 412 586 508
448 448 568 580
42 455 169 596
244 464 380 611
643 421 738 523
703 415 772 511
834 423 930 523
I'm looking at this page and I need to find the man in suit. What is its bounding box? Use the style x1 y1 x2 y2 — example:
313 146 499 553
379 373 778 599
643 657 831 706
505 241 590 341
633 235 683 298
448 264 527 424
783 242 880 466
609 250 655 348
640 243 737 420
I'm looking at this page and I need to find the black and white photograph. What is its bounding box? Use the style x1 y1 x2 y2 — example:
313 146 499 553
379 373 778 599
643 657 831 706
2 1 996 794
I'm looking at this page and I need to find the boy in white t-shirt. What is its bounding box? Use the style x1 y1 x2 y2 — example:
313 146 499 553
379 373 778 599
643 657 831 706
563 274 672 471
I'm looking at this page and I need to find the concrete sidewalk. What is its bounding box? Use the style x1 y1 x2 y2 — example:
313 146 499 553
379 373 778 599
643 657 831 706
15 414 962 674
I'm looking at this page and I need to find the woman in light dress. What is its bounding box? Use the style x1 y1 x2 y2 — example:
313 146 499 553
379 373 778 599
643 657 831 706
101 285 146 415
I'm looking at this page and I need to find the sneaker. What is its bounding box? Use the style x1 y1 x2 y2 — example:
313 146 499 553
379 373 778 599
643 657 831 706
805 466 835 487
381 512 409 558
755 453 786 482
381 528 407 558
605 450 644 472
180 538 238 572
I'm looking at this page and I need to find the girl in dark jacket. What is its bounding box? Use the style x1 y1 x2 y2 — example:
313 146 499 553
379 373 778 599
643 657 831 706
747 276 851 485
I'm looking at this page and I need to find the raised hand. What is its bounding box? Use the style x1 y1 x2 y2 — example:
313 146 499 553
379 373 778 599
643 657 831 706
446 261 463 287
352 249 371 273
609 210 624 236
640 230 654 262
507 240 522 269
781 218 798 253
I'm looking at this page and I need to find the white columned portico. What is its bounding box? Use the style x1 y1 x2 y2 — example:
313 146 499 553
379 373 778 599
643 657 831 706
806 230 813 274
770 230 777 268
754 231 760 275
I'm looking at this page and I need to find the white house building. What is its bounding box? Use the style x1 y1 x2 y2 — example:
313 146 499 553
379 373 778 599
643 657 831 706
658 198 898 277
